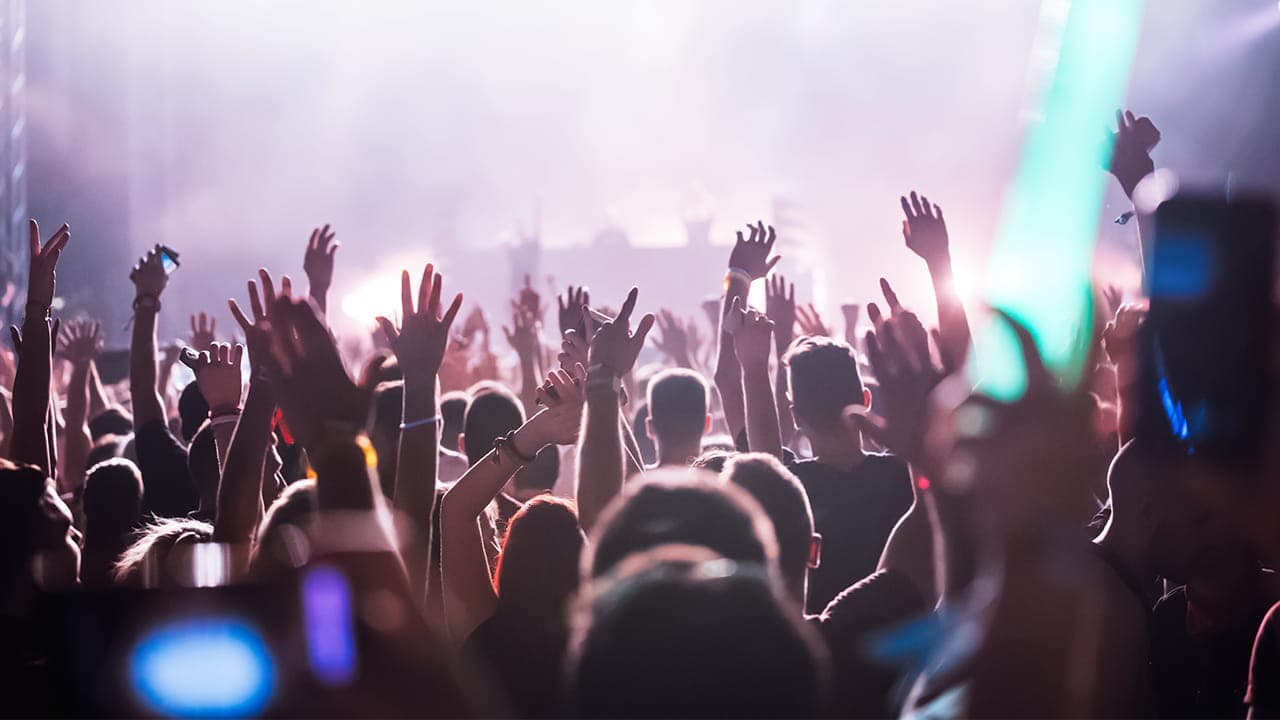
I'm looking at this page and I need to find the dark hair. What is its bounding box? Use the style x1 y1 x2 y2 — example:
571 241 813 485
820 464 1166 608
440 391 469 453
178 381 209 443
783 336 864 431
512 445 560 495
721 453 815 599
83 458 144 545
0 459 53 592
85 434 127 470
646 368 709 444
570 546 829 717
463 386 525 466
691 449 736 474
370 380 404 497
586 470 778 580
493 496 584 623
88 406 133 441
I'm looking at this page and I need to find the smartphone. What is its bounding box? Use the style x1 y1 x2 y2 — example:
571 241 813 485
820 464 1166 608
1137 192 1276 465
159 245 181 274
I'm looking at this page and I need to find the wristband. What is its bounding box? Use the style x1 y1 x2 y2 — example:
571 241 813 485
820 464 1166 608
209 414 240 428
133 294 161 312
725 267 753 290
400 415 440 431
492 430 538 465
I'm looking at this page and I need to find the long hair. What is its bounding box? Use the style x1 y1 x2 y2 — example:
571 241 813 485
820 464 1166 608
492 495 584 626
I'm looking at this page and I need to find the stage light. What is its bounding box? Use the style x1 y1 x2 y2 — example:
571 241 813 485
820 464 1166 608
129 617 275 717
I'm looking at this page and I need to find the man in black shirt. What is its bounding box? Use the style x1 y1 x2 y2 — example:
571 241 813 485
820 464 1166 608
782 336 913 614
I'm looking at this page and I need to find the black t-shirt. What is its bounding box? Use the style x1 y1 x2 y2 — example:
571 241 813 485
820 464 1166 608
461 612 568 718
134 419 198 518
809 568 928 718
1248 601 1280 718
1150 581 1271 718
788 454 913 615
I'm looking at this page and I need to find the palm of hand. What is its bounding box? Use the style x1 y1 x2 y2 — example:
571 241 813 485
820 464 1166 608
905 214 948 261
728 222 780 280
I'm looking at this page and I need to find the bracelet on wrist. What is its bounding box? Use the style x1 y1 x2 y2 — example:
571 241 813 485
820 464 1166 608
133 294 161 312
492 429 539 465
400 415 440 431
724 267 753 291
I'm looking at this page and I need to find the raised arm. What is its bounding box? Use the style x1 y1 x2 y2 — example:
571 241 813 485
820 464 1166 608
55 319 101 494
216 272 286 552
765 274 798 446
652 310 696 370
440 369 582 646
375 264 463 606
10 220 70 474
576 287 654 534
303 224 338 315
725 297 783 459
1108 110 1159 275
128 246 170 429
504 292 542 417
901 191 970 371
715 222 779 442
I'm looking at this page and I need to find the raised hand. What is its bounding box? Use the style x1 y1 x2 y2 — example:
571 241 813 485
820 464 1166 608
841 303 861 346
765 274 796 353
27 220 71 312
190 312 217 351
724 297 774 369
303 224 339 306
264 297 383 451
557 284 590 338
531 365 589 445
228 268 292 370
901 191 949 267
1103 301 1146 381
652 309 694 368
459 306 490 348
727 221 780 280
180 342 245 414
516 273 545 322
375 264 463 384
587 287 655 377
559 328 589 375
795 302 831 338
130 244 171 302
850 298 945 463
503 302 541 359
56 319 102 365
1108 109 1160 200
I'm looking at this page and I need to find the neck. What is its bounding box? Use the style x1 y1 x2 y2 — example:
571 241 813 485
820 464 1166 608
807 428 864 468
656 437 702 468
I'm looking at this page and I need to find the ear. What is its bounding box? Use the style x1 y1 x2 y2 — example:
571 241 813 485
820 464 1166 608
458 433 467 455
645 416 656 441
703 414 712 434
863 387 873 411
807 533 823 570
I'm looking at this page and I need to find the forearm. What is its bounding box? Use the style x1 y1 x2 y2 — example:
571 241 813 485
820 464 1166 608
395 377 440 603
928 257 971 369
87 360 108 418
741 361 783 458
772 338 796 446
214 378 274 544
61 362 93 493
517 351 539 416
312 434 380 512
310 286 328 315
129 307 165 427
577 384 623 534
11 313 52 472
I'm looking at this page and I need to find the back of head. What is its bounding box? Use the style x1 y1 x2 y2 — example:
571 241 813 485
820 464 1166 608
463 385 525 466
88 406 133 441
178 381 209 442
646 368 709 446
570 544 828 718
784 337 864 433
252 479 318 579
113 517 214 587
85 434 127 470
511 445 560 498
83 458 144 543
370 380 404 497
440 391 469 451
721 453 815 602
586 469 778 580
0 459 54 592
494 496 584 624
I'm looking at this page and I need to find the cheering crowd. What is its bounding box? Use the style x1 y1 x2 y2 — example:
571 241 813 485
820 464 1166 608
3 107 1280 718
